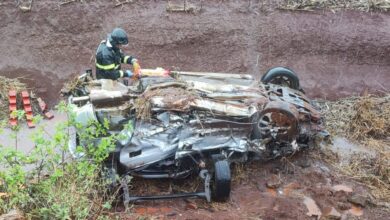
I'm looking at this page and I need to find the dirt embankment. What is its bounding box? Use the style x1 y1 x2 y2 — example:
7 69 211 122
0 0 389 105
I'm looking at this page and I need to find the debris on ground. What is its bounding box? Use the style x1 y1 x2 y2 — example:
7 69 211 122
318 94 390 201
322 206 342 220
0 76 28 121
279 0 390 12
348 193 371 207
266 174 282 189
303 196 322 218
332 184 353 193
0 209 24 220
0 76 52 125
114 0 134 8
318 95 390 139
17 0 33 12
60 73 92 97
166 1 200 13
348 96 390 140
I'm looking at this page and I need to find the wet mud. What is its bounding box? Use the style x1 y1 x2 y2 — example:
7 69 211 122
124 151 388 220
1 0 390 219
0 0 389 105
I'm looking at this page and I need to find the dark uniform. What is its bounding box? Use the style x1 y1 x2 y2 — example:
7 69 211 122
95 28 136 80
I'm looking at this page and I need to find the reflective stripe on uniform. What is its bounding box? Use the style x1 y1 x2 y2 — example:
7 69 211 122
96 62 116 70
96 63 120 70
119 70 124 78
124 56 130 64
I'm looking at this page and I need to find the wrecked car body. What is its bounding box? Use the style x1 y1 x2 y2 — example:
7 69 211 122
67 67 327 203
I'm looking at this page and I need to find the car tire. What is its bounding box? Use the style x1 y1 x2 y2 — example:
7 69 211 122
261 67 301 90
212 160 231 202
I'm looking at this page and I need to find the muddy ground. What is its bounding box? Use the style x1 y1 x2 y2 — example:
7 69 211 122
0 0 390 106
120 146 388 220
1 0 390 219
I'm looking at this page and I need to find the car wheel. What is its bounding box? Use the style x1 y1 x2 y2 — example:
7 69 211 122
252 101 299 142
261 67 301 91
212 160 231 202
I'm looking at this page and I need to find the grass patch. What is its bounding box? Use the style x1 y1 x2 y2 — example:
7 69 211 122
318 94 390 201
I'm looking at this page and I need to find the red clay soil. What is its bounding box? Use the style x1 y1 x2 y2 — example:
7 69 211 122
0 0 389 105
1 1 390 219
118 151 389 220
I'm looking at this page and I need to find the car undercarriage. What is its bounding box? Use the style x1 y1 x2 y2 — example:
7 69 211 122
66 67 328 204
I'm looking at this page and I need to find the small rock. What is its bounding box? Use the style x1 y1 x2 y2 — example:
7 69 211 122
336 202 351 211
332 184 353 193
347 204 364 217
322 207 341 220
266 174 282 189
207 207 217 212
348 194 369 207
166 212 177 217
0 209 24 220
185 202 198 210
303 196 322 218
297 159 311 168
270 166 282 174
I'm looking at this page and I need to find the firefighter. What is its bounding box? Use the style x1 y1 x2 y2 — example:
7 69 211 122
95 28 141 80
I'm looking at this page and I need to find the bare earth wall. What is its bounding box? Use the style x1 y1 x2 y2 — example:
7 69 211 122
0 0 389 105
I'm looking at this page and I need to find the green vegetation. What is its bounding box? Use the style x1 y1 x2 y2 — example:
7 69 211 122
0 101 124 219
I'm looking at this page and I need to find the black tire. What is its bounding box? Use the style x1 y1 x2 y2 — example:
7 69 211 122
212 160 231 202
261 67 301 90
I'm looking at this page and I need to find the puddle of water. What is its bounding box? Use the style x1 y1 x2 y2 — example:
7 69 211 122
327 137 376 164
332 184 353 193
348 204 364 216
331 137 375 155
303 196 322 218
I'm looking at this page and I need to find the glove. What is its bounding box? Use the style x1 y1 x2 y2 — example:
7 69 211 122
132 60 142 79
130 58 138 65
124 70 133 78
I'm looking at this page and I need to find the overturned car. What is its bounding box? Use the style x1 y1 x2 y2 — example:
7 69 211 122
67 67 327 203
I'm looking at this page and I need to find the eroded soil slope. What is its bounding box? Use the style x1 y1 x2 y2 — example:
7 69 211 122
0 0 389 105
